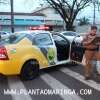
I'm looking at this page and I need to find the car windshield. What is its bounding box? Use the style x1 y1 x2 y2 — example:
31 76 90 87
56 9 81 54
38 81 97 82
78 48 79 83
63 32 77 36
0 33 26 44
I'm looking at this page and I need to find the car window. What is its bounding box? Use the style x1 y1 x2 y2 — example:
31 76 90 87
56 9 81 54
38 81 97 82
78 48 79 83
26 34 33 41
0 32 7 35
1 32 6 35
52 34 69 44
33 33 53 46
63 32 76 36
0 33 26 44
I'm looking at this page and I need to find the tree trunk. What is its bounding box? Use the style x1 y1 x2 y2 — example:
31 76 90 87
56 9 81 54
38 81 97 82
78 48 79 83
65 22 75 31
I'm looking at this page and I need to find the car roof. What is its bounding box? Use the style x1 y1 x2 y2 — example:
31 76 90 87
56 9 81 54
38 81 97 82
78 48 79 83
61 31 77 33
14 30 51 35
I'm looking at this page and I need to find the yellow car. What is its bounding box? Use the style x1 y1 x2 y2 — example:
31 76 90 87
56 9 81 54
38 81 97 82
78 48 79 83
0 30 71 80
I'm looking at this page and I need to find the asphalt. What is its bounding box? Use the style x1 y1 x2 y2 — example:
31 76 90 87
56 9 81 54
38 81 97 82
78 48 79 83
23 76 62 100
0 75 12 100
0 63 100 100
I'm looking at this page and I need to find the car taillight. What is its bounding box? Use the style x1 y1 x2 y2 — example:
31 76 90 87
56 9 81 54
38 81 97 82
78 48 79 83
0 46 9 60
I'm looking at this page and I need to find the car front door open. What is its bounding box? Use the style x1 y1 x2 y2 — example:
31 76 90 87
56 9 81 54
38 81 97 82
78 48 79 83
70 37 85 64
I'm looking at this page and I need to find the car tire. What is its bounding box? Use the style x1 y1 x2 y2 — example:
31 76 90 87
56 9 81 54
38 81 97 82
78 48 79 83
20 60 39 80
70 61 78 66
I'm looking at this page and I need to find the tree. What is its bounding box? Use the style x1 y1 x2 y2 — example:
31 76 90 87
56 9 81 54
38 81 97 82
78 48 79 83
78 17 90 26
42 0 99 31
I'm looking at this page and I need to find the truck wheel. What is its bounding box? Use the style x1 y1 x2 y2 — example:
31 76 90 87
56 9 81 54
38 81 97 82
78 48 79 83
20 60 39 80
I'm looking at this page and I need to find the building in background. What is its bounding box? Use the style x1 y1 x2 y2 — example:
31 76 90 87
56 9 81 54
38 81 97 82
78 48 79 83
32 6 65 31
0 6 78 32
0 12 45 32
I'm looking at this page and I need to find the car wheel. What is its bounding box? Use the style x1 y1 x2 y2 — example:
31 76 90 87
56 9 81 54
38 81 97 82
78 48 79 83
20 60 39 80
70 61 78 66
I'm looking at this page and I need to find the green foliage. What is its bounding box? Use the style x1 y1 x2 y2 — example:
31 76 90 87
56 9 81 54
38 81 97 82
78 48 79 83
78 17 90 26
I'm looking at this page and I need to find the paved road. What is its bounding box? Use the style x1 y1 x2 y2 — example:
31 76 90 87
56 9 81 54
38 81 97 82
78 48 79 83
0 64 100 100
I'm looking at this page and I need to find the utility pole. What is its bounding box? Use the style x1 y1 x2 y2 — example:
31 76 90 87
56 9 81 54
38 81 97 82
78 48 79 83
10 0 14 33
92 0 96 25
